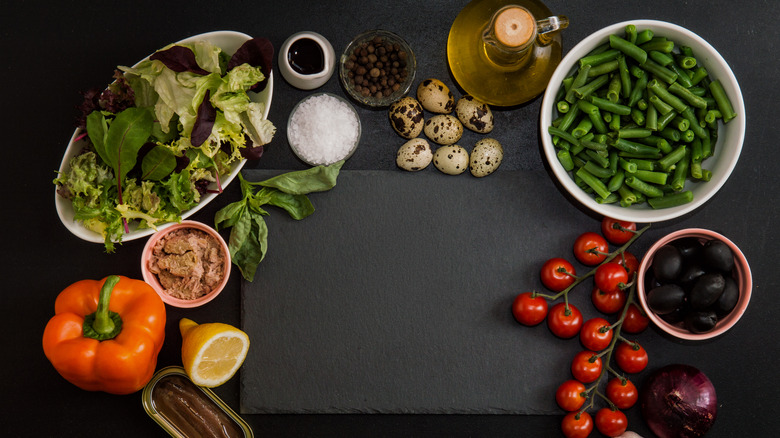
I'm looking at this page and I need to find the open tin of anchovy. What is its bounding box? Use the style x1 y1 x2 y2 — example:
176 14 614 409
142 366 253 438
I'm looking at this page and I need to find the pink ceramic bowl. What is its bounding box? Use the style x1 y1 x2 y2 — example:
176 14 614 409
637 228 751 340
141 221 231 308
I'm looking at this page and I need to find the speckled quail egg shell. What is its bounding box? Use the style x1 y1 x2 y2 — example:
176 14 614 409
417 78 455 114
469 138 504 177
433 144 469 175
456 95 494 134
388 96 425 139
396 138 433 171
424 114 463 145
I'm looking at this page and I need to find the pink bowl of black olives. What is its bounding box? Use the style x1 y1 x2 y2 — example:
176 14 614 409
637 228 752 340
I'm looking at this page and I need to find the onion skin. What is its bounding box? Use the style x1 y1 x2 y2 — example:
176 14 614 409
640 364 717 438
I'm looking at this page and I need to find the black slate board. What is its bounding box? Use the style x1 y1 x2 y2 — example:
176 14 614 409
240 168 618 414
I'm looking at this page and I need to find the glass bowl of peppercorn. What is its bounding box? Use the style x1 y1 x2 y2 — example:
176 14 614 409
339 29 416 108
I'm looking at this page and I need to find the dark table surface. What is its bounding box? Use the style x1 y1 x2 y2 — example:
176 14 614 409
4 0 778 436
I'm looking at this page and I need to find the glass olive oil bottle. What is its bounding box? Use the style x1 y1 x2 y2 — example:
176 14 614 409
447 0 568 106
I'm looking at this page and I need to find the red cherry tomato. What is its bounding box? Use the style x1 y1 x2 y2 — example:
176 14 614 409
540 258 577 292
601 217 637 245
511 292 548 326
591 286 626 314
616 251 640 278
573 232 609 266
615 341 648 374
547 302 583 339
595 407 628 437
580 317 613 351
594 262 629 294
606 377 638 409
570 350 602 383
561 410 593 438
621 303 650 334
555 380 587 412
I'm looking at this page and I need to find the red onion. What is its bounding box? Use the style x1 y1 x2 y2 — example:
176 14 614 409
641 364 717 438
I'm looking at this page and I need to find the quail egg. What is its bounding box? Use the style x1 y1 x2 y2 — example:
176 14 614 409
388 96 425 139
416 78 455 114
424 114 463 145
396 138 433 171
433 144 469 175
469 138 504 177
456 95 494 134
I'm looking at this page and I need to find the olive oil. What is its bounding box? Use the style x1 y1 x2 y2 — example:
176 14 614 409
447 0 567 107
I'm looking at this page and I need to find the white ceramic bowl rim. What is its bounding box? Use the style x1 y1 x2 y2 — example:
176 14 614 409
540 20 746 223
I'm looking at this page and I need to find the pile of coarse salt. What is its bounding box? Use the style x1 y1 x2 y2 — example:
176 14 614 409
288 94 361 165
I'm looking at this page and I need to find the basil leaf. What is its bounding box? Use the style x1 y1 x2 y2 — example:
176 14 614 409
257 160 344 195
141 145 177 181
230 212 269 281
265 190 315 220
215 200 247 230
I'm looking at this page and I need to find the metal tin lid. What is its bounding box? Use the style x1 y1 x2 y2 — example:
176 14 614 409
142 366 253 438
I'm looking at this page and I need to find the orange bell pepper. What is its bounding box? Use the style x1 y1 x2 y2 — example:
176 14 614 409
42 275 166 394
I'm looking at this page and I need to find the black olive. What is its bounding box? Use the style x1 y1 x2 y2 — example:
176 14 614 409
684 310 718 333
702 239 735 272
673 237 703 260
689 272 726 310
712 276 739 317
678 263 708 289
647 284 686 315
652 245 684 282
659 305 688 324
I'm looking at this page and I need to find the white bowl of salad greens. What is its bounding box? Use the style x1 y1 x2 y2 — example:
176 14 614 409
540 20 745 223
54 31 275 251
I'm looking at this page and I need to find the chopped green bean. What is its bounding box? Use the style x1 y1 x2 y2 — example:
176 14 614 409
671 150 690 191
610 138 661 156
625 24 637 44
579 49 621 67
576 167 612 199
581 139 608 151
572 117 593 138
618 183 637 206
647 80 689 113
625 175 664 197
681 107 710 139
668 82 708 109
647 191 693 208
588 59 620 77
590 95 631 116
557 149 574 171
639 37 674 53
557 101 570 114
584 160 615 178
633 169 668 185
607 169 626 192
565 65 591 103
619 157 638 173
628 72 648 107
618 127 652 138
609 34 648 64
573 74 610 100
658 145 687 171
640 58 678 84
635 29 654 45
709 79 737 123
649 50 674 66
585 149 611 168
689 67 709 86
656 109 678 131
548 125 581 148
607 75 622 102
676 54 697 69
646 104 658 131
649 95 674 115
618 56 632 98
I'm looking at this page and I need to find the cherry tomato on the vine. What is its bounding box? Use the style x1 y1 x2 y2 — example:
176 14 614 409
561 410 593 438
540 258 577 292
621 303 650 334
601 217 637 245
547 302 583 339
595 407 628 437
616 251 640 278
555 380 587 412
580 318 613 351
511 292 548 326
594 262 629 294
570 350 602 383
591 286 626 314
615 341 648 374
606 377 638 409
573 232 609 266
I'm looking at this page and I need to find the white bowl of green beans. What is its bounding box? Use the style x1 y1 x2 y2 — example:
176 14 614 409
540 20 745 223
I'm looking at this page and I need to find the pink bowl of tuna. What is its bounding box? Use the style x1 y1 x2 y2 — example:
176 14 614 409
141 221 231 308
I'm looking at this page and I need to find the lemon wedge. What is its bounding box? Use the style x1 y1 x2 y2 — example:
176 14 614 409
179 318 250 388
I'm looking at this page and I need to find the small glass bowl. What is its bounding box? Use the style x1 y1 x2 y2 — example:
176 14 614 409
287 92 362 166
339 29 416 108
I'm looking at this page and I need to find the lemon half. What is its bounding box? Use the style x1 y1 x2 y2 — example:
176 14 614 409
180 318 250 387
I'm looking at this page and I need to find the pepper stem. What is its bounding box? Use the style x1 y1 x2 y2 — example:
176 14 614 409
83 275 123 341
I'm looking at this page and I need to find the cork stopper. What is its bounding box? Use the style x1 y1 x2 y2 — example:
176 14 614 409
493 7 535 48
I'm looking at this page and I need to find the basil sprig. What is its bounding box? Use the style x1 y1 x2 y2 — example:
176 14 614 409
215 161 344 281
